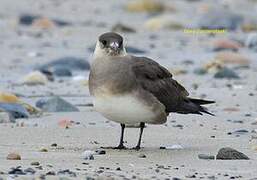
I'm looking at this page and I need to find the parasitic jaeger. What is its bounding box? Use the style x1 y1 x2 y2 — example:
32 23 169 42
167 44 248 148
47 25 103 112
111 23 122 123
89 32 215 150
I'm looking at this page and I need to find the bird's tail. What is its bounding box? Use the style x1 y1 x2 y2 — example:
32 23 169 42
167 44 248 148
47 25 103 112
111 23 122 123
188 98 215 105
189 98 215 116
177 98 215 116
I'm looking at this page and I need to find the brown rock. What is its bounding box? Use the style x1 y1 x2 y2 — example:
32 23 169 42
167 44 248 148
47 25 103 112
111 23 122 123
39 148 48 152
242 23 257 32
144 15 184 31
203 61 223 73
7 153 21 160
58 119 72 128
212 39 242 51
33 17 55 29
215 52 250 65
126 0 166 13
223 107 240 112
0 92 19 103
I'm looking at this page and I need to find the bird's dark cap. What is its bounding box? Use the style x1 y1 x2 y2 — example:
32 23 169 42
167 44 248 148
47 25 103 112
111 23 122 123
99 32 123 45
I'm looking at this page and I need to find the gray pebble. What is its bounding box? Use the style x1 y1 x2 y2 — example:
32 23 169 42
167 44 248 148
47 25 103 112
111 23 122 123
36 96 79 112
138 153 146 158
198 154 215 160
216 147 249 160
0 103 29 119
214 67 240 79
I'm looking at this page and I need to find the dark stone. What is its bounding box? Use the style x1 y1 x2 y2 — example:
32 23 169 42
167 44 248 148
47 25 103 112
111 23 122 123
172 124 183 128
95 150 106 155
198 154 215 160
35 96 79 112
39 69 54 81
138 153 146 158
8 166 26 175
216 147 249 160
24 168 36 175
214 67 240 79
51 143 58 147
0 103 29 119
19 14 39 25
193 68 207 75
52 19 72 27
231 129 249 135
35 99 47 109
53 67 72 77
186 175 196 178
31 161 40 166
231 120 244 124
37 57 90 73
57 169 76 177
46 171 56 175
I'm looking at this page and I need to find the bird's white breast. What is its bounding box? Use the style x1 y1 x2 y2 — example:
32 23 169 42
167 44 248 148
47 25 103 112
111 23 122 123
93 93 166 125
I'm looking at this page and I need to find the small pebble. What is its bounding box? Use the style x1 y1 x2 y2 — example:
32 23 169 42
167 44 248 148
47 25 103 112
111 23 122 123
8 166 25 175
82 150 95 160
24 168 36 175
21 71 48 85
6 153 21 160
46 171 56 175
31 161 40 166
214 67 240 79
160 144 184 150
95 149 106 155
51 143 58 147
39 148 48 152
138 153 146 158
198 154 215 160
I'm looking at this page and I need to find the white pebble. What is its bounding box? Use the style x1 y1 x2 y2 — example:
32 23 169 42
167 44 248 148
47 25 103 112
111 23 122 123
82 150 95 160
165 144 184 150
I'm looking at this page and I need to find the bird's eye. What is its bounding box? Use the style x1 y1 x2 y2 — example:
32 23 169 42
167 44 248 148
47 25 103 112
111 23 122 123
101 40 107 46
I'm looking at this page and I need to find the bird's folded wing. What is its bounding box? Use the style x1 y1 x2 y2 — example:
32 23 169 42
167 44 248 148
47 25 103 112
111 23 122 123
131 56 189 112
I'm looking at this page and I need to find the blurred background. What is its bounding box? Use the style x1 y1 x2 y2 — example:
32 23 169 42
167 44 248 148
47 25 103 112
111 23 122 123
0 0 256 122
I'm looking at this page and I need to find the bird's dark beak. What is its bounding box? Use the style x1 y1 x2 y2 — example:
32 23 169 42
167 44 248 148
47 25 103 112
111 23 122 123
110 42 119 51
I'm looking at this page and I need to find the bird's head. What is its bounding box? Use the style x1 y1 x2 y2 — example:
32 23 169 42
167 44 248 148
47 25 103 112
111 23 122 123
93 32 127 58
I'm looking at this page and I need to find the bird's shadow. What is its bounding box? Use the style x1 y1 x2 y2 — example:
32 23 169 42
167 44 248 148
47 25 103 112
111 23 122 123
100 146 198 152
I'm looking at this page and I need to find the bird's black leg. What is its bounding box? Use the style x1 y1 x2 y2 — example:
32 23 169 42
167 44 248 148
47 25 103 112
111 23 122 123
133 122 145 150
114 123 126 149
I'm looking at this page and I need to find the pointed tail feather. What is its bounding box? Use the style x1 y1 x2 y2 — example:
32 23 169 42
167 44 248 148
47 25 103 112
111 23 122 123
175 98 215 116
189 98 215 105
198 105 215 116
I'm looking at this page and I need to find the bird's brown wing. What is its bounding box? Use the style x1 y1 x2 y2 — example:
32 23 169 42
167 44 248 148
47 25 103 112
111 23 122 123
131 56 189 113
131 56 215 115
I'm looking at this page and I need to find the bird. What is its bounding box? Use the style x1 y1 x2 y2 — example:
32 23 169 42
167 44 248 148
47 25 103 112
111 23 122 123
89 32 215 150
